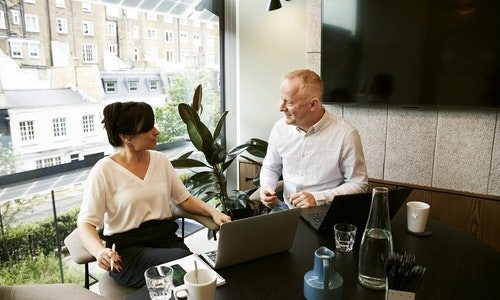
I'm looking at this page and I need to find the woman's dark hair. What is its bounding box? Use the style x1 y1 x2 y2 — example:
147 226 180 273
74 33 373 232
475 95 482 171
102 101 155 147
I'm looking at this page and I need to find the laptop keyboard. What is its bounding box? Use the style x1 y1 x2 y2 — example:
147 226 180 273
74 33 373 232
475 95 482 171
205 250 217 263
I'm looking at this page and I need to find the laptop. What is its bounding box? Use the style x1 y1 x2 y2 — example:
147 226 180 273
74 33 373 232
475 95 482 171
198 207 302 269
301 188 413 234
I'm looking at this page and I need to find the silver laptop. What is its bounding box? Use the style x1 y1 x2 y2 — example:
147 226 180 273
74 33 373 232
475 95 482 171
199 207 302 269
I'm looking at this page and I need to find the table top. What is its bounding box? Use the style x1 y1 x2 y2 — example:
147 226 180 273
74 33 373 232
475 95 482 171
126 211 499 300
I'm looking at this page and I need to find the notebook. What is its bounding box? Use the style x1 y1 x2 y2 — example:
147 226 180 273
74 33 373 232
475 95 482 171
301 188 413 233
198 207 302 269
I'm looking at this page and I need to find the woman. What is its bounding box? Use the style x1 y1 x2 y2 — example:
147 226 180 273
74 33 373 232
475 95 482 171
77 101 230 288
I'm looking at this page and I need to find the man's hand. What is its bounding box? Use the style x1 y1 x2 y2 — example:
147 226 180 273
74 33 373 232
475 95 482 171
288 191 316 208
260 187 278 209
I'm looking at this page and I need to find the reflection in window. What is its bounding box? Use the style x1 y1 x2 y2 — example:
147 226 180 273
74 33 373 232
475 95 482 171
20 121 35 141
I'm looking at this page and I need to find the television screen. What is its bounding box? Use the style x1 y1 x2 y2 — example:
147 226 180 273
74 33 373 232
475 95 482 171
321 0 500 108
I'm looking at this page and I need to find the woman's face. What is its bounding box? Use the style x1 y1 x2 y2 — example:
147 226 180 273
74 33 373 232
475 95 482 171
129 124 160 151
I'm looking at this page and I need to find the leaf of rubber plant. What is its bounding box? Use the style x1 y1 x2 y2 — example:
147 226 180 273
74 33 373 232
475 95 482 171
192 84 202 113
170 158 210 168
213 111 228 140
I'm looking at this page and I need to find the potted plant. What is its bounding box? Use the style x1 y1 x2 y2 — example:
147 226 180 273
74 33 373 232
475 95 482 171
171 84 268 219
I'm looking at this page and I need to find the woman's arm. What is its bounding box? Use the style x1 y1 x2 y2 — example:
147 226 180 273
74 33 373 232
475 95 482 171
77 222 122 272
178 195 231 225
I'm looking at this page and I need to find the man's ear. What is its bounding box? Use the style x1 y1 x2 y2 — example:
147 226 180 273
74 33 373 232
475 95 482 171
310 98 320 110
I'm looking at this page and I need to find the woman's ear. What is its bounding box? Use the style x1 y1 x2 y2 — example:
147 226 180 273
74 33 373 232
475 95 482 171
118 134 129 145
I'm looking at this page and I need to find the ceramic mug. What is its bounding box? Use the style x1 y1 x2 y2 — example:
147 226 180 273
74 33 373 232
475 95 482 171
174 268 216 300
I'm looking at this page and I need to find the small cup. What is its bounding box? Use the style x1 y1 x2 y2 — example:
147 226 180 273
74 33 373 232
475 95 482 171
174 268 217 300
334 223 357 252
406 201 430 233
144 265 174 300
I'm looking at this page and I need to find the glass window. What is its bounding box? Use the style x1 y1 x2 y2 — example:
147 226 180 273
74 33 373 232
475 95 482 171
104 81 117 93
82 2 92 12
28 43 39 58
57 18 68 34
147 28 157 39
10 41 22 57
55 0 65 8
165 50 174 62
0 11 5 29
19 121 35 141
82 115 95 133
148 80 159 91
127 80 139 92
82 43 97 62
12 10 20 25
25 14 40 32
165 31 174 42
83 21 94 36
107 22 117 36
53 118 67 137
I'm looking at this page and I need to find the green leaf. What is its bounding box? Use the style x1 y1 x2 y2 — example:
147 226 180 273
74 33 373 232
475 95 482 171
192 84 202 113
213 111 228 140
171 158 211 169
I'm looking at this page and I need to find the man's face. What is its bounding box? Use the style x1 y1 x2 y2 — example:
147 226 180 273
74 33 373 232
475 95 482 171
279 78 312 130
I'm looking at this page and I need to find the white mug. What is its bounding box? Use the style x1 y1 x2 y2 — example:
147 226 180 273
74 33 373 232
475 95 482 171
174 268 216 300
406 201 430 233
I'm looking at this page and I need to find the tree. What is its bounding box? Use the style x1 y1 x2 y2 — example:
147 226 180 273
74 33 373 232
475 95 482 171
0 141 17 176
155 69 220 144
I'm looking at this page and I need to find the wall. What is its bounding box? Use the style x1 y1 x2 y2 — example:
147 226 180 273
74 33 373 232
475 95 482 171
234 0 499 198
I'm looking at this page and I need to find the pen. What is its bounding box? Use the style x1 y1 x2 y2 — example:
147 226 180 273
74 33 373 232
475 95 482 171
110 243 116 271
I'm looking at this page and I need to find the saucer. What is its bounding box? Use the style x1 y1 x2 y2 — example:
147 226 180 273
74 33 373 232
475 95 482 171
405 228 432 237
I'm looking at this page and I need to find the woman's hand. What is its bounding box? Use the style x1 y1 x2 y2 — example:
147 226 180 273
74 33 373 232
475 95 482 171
212 210 231 225
96 246 122 273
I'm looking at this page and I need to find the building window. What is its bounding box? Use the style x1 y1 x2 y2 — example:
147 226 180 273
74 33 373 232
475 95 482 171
148 80 159 91
103 80 117 93
179 18 188 26
83 21 94 36
55 0 65 8
19 121 35 141
10 41 22 58
24 0 36 4
127 80 139 92
36 157 61 169
82 44 97 62
166 50 174 62
192 20 200 28
82 2 92 12
53 118 67 137
165 31 173 42
0 11 5 29
28 42 39 58
193 33 201 45
57 18 68 34
147 29 157 39
25 14 40 32
164 15 173 23
107 22 116 36
108 44 117 55
180 32 188 42
82 115 95 133
147 12 157 21
70 154 79 161
12 10 20 25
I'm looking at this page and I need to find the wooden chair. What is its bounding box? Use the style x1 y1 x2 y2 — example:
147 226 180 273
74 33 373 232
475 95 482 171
64 203 220 299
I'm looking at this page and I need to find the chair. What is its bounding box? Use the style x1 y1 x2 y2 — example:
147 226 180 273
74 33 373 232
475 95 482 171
64 203 220 300
0 284 106 300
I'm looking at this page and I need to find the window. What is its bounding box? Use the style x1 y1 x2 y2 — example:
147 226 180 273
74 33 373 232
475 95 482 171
53 118 67 137
108 44 117 55
57 18 68 34
147 12 157 21
25 15 40 32
0 11 5 29
165 50 174 62
165 31 174 42
36 157 61 168
179 18 188 26
12 10 20 25
24 0 36 3
82 115 95 133
192 20 200 28
107 22 116 36
19 121 35 141
148 80 159 91
28 42 39 58
82 2 92 12
180 32 188 42
127 80 139 92
164 15 173 23
83 21 94 36
193 33 201 45
82 43 97 63
147 28 157 39
103 81 117 93
55 0 65 8
10 41 22 58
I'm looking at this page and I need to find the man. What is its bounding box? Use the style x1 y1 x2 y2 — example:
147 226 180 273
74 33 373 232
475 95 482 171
260 69 369 210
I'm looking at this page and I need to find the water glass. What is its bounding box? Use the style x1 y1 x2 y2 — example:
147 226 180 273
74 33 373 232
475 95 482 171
334 223 357 252
144 265 174 300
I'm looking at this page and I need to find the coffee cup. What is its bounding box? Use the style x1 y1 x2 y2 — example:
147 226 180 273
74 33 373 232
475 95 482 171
174 268 216 300
406 201 430 233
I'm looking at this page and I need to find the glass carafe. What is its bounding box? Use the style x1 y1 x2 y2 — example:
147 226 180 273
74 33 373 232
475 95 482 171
358 187 393 290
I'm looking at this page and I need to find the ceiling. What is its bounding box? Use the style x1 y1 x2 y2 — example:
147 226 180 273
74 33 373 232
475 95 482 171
83 0 218 22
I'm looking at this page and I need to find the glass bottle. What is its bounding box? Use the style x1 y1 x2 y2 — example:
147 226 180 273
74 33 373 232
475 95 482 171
358 187 393 290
